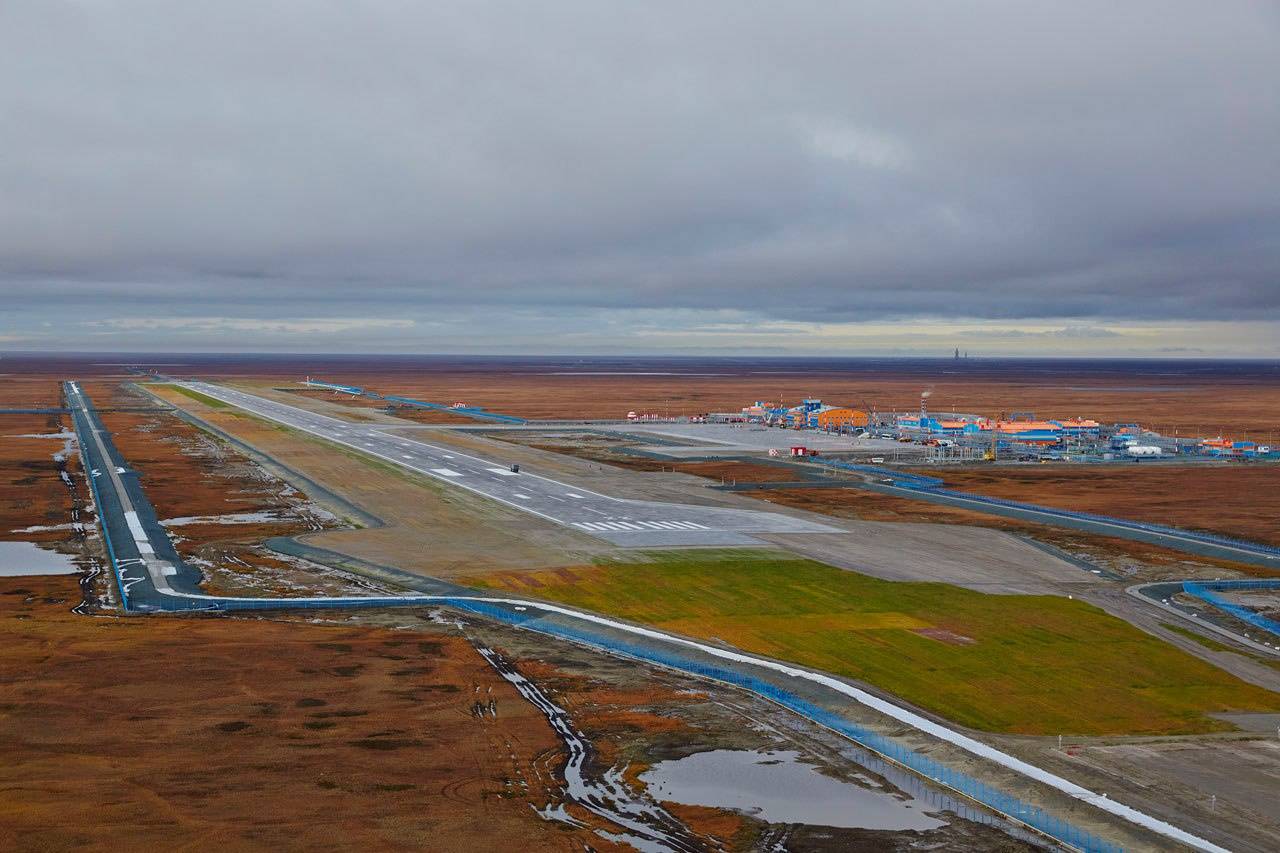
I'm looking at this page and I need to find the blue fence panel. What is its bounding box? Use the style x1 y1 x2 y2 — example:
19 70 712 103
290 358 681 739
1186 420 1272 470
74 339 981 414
1183 580 1280 638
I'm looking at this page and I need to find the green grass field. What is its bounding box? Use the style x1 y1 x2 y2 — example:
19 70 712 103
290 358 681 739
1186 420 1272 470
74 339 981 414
475 550 1280 736
160 384 230 409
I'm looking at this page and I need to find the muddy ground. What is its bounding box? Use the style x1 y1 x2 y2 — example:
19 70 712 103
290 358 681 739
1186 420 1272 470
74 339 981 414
0 413 79 546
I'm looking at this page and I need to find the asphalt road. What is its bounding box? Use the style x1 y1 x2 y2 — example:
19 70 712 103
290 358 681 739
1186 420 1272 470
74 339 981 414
182 382 839 546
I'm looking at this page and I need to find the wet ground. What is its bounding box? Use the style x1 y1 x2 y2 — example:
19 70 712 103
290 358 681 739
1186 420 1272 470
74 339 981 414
640 749 945 832
0 541 79 576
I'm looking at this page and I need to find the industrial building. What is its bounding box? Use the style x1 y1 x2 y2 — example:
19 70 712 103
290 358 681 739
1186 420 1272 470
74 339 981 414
734 399 872 431
1200 437 1272 457
895 414 1101 446
718 391 1273 464
816 407 870 430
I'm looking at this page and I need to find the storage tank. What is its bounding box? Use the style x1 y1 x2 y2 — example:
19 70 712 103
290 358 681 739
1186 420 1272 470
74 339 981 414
1126 445 1162 457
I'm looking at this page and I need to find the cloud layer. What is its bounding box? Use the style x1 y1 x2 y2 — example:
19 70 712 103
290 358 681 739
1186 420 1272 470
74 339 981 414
1 2 1277 352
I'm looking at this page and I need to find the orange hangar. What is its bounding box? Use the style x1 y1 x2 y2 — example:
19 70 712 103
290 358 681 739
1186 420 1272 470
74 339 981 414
816 407 870 430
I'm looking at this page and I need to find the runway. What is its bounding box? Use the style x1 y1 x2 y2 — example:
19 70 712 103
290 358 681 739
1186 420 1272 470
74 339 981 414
181 382 839 546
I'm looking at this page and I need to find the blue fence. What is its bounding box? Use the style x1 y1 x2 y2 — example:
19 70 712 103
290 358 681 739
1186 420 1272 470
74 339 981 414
818 459 945 489
817 458 1280 559
380 394 527 424
305 381 364 396
447 599 1124 853
1183 580 1280 638
300 377 527 424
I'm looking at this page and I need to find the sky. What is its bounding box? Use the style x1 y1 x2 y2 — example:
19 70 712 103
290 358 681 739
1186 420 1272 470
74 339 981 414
2 2 1278 357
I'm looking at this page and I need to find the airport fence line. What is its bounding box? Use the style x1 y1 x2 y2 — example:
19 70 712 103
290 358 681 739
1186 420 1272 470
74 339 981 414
816 459 1280 558
447 598 1124 853
380 394 527 424
1183 580 1280 639
304 378 527 423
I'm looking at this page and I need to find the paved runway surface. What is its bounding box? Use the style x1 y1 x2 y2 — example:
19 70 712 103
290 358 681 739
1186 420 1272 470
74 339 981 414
183 382 840 546
67 381 207 606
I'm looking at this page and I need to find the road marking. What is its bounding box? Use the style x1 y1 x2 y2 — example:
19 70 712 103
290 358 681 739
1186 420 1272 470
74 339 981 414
402 454 413 459
566 493 584 499
431 468 463 477
486 467 519 476
513 493 531 499
123 511 156 556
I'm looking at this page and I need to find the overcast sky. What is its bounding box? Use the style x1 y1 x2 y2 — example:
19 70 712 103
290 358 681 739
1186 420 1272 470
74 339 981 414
2 2 1277 356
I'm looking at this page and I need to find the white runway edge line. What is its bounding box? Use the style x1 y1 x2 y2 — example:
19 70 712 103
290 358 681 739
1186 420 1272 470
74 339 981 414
123 511 155 556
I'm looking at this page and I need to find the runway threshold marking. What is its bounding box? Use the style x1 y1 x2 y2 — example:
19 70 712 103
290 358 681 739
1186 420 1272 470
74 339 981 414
486 467 519 476
431 468 463 477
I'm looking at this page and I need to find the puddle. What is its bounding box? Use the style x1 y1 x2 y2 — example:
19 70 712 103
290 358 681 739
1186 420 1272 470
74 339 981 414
161 511 288 527
0 541 80 576
475 647 704 852
640 749 946 831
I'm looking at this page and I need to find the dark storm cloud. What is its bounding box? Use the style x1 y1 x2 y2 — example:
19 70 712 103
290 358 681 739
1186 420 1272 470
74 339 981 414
1 1 1278 328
